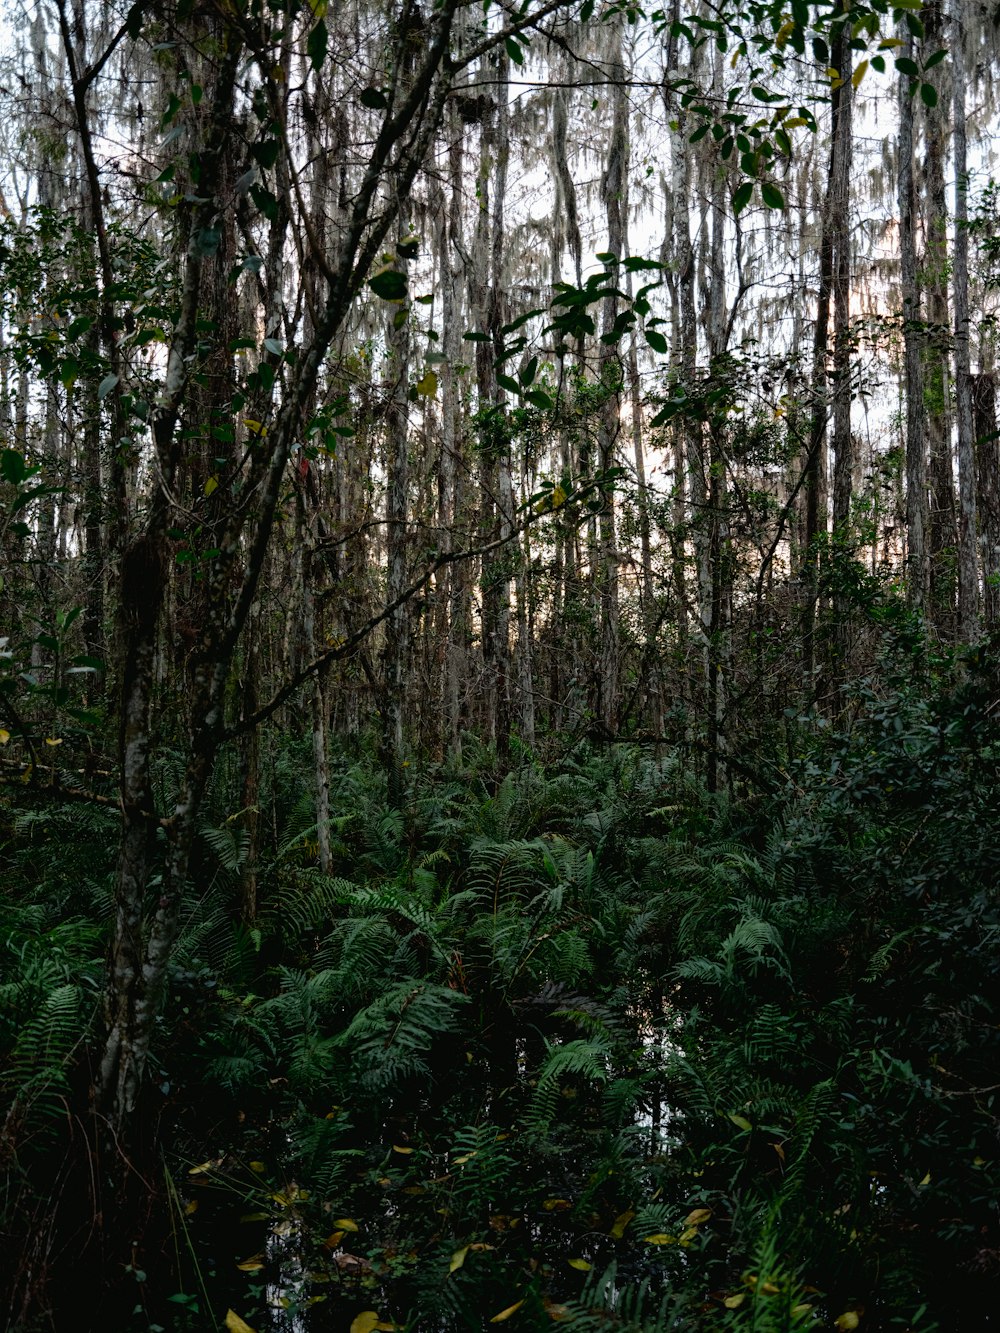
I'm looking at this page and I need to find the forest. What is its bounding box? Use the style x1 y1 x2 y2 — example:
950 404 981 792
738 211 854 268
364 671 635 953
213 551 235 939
0 0 998 1328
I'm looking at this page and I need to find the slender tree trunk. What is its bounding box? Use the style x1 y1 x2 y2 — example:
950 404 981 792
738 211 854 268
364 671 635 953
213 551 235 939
972 374 1000 627
595 21 628 736
383 233 411 806
951 11 980 640
922 0 957 628
899 30 929 612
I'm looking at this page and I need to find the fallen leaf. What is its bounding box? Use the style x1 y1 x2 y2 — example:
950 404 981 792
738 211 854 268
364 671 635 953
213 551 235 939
643 1233 676 1245
350 1315 379 1333
542 1198 571 1211
236 1253 265 1272
685 1207 712 1226
490 1300 524 1323
568 1258 591 1271
334 1218 359 1231
188 1158 222 1175
834 1315 860 1331
225 1313 257 1333
724 1294 746 1309
323 1231 345 1250
450 1246 469 1273
392 1145 413 1154
609 1209 634 1239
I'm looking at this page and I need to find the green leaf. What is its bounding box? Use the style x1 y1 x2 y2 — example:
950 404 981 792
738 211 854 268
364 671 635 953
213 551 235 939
307 18 328 70
505 36 524 65
368 269 407 301
98 373 119 401
524 389 553 410
895 56 919 77
496 373 521 395
580 0 594 18
360 87 388 110
519 356 538 386
644 329 668 354
1 448 28 485
263 337 284 356
920 82 938 108
761 182 785 210
732 181 753 216
251 139 280 171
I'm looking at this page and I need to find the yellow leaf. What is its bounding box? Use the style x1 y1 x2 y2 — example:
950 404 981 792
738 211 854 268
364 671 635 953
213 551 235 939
760 1281 780 1295
44 737 62 747
919 1172 931 1186
0 729 10 744
392 1145 413 1154
236 1254 265 1272
244 418 264 435
643 1233 676 1245
724 1295 746 1309
188 1158 222 1175
225 1313 257 1333
542 1198 571 1211
453 1152 477 1165
323 1231 345 1250
450 1246 470 1273
679 1227 699 1243
775 18 794 45
851 60 869 89
791 1306 814 1318
551 484 567 509
350 1315 380 1333
184 1199 198 1215
204 476 218 496
568 1258 591 1271
877 36 903 47
334 1218 359 1232
835 1315 860 1331
728 1113 752 1132
609 1210 634 1239
685 1207 712 1226
249 1161 267 1173
415 370 438 398
490 1301 524 1323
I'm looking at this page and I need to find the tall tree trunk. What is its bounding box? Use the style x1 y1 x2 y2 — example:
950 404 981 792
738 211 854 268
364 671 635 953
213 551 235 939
595 21 628 736
951 10 980 640
383 233 411 806
899 30 929 612
922 0 957 628
972 374 1000 628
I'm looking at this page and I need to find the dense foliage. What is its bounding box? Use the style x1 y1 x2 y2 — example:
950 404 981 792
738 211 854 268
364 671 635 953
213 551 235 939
3 628 998 1331
3 0 1000 1327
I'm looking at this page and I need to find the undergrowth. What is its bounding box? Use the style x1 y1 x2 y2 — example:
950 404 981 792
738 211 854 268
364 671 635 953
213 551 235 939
1 650 998 1331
